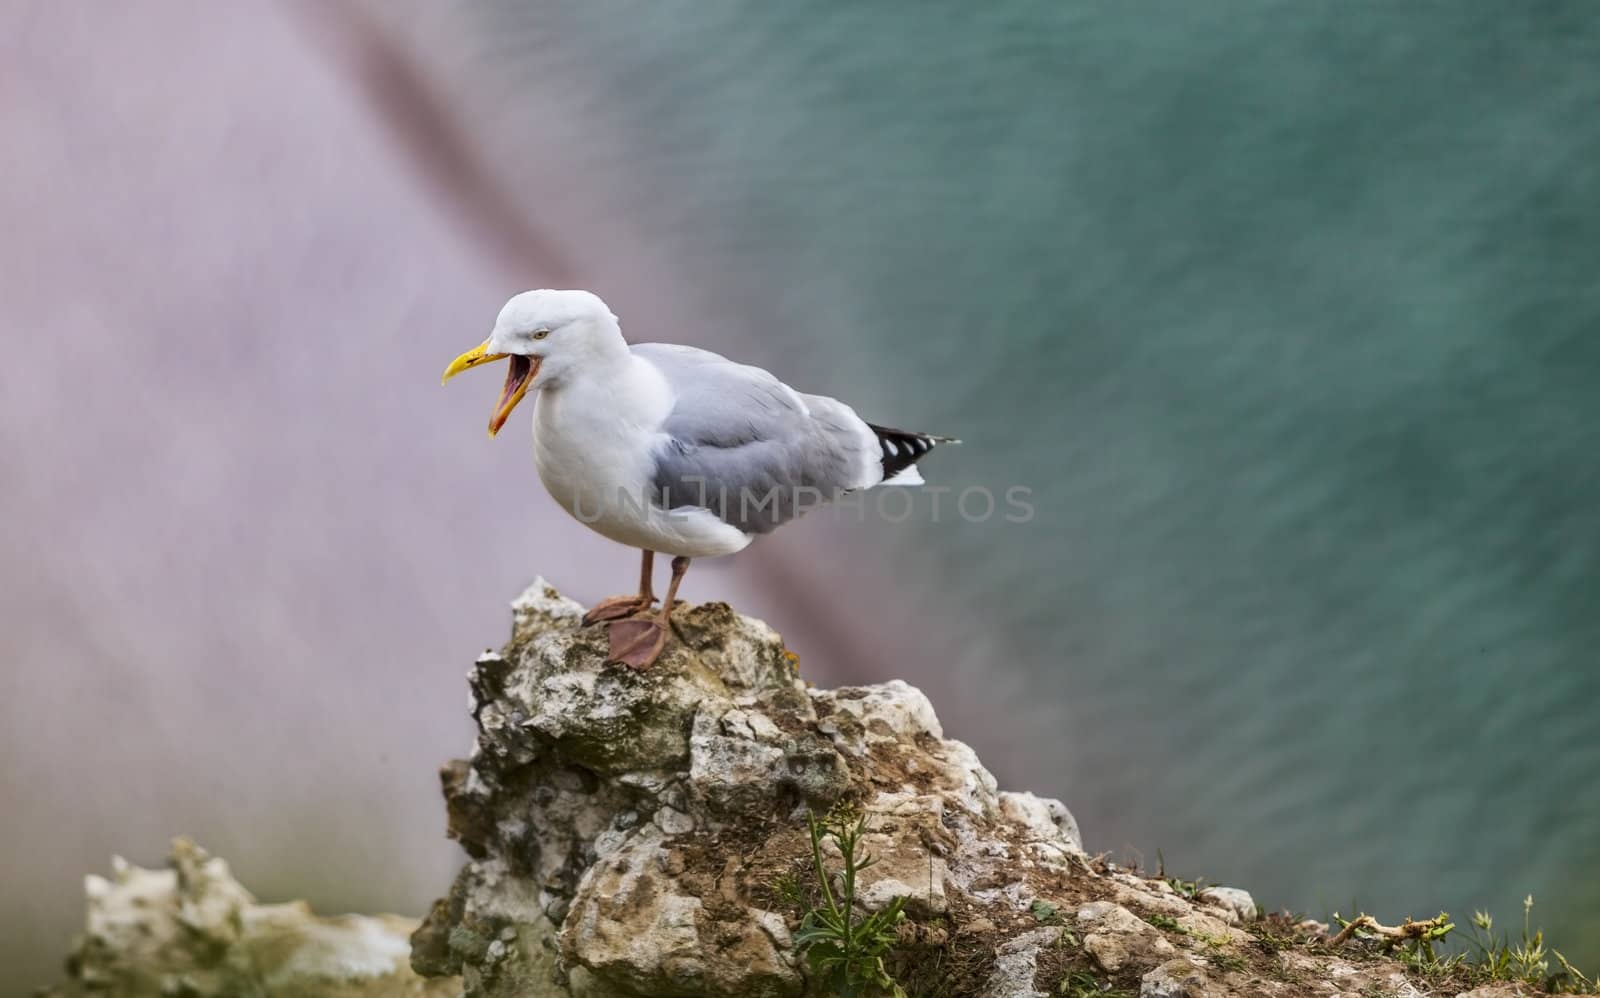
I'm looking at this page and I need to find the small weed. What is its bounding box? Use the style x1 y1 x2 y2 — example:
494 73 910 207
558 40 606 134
1166 876 1205 900
1154 850 1207 901
1057 968 1133 997
1031 899 1062 925
1047 925 1080 969
1252 911 1317 955
772 871 805 909
1145 913 1182 933
1253 930 1293 953
792 804 909 998
1208 949 1246 973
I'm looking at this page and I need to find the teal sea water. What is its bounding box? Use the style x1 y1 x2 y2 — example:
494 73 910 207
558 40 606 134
459 1 1600 963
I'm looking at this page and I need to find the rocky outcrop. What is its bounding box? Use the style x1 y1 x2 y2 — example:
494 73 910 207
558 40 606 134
408 579 1045 996
43 838 456 997
45 580 1579 997
409 579 1397 998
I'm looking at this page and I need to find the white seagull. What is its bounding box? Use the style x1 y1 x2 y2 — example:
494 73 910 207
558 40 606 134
443 289 955 668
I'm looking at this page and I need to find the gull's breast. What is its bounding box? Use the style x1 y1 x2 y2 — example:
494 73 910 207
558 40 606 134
532 395 654 523
528 372 752 558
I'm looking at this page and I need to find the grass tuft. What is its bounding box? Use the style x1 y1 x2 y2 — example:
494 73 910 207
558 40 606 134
1462 896 1594 994
1056 968 1134 997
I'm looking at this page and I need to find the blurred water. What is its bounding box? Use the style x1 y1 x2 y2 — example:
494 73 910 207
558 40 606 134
4 1 1598 992
450 0 1600 961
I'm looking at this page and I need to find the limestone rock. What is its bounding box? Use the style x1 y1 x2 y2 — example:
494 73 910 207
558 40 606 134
1077 901 1173 973
48 838 456 998
404 579 1573 998
1196 886 1258 925
415 579 1087 997
983 927 1060 998
998 791 1084 853
1140 957 1219 998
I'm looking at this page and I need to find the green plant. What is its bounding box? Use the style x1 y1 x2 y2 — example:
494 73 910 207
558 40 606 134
772 870 805 909
1153 851 1204 897
1465 896 1593 993
1165 876 1205 900
792 805 908 998
1143 910 1232 949
1208 949 1246 973
1057 968 1132 997
1250 912 1310 954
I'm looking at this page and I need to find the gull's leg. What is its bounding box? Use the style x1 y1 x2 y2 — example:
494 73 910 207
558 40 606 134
608 556 689 670
583 550 657 625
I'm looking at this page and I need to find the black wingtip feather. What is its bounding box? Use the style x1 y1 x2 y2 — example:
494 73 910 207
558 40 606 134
867 422 958 481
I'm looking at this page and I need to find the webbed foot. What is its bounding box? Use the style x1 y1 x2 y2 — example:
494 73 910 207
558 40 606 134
607 616 669 669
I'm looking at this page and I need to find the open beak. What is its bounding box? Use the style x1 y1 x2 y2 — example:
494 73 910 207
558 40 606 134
442 340 541 438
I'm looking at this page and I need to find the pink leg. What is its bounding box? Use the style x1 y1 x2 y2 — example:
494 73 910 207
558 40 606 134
583 550 657 625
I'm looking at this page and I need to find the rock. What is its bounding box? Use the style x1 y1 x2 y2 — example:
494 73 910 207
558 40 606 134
558 826 799 998
1195 886 1257 925
416 580 1559 998
1175 909 1240 943
1077 900 1155 933
1077 901 1168 973
1140 957 1220 998
415 579 1090 997
998 791 1084 853
1084 932 1136 974
46 839 456 997
984 927 1060 998
852 834 949 917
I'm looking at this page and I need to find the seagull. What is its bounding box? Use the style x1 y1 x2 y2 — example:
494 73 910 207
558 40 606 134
443 289 955 668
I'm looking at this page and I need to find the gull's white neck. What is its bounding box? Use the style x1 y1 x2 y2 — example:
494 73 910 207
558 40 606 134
534 348 666 421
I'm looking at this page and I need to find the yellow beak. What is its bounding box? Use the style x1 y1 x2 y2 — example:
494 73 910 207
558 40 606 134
441 340 507 384
442 340 539 438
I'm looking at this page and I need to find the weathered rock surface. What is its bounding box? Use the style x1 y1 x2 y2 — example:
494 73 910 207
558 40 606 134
46 580 1581 997
43 838 456 997
410 580 1528 998
409 579 1097 996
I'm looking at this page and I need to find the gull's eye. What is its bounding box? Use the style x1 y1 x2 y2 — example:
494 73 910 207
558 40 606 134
532 328 550 340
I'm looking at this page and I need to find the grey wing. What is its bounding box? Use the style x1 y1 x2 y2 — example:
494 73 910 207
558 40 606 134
633 343 878 534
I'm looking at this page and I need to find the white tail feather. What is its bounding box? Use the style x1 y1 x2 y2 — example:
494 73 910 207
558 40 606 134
881 464 924 486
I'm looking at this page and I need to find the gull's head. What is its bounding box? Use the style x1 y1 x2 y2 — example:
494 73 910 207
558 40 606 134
441 289 623 436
